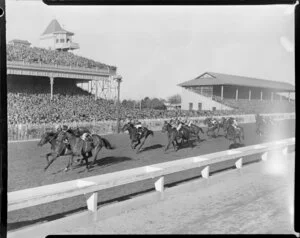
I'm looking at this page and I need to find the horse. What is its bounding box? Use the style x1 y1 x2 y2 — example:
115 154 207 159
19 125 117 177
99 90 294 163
203 118 220 137
226 124 245 145
161 121 192 152
44 130 114 171
219 117 236 138
255 114 274 136
122 123 154 153
38 132 72 171
181 123 204 142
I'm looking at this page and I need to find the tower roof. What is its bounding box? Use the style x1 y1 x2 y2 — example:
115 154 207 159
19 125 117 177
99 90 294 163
41 19 74 36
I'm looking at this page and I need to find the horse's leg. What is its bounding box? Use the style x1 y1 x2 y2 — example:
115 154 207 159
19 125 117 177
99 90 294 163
64 154 73 172
45 153 51 163
44 153 59 171
137 136 147 152
172 141 177 151
92 146 101 165
134 139 141 149
165 139 171 152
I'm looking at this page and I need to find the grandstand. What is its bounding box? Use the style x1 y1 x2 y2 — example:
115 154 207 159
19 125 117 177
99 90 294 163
178 72 295 114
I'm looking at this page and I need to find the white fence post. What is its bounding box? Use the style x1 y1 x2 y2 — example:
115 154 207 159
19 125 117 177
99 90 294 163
86 192 98 221
155 177 164 199
261 151 268 161
235 158 243 169
201 166 209 179
282 146 288 156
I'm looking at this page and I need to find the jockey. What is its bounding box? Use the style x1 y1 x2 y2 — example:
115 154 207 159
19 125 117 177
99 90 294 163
231 118 239 129
132 118 143 133
55 125 62 133
81 132 92 141
184 116 192 127
210 118 217 126
62 125 69 132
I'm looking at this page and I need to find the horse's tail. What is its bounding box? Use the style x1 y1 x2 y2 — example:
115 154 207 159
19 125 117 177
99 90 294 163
101 137 115 150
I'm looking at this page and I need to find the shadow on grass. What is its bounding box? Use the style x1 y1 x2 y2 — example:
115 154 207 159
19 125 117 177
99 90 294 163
138 144 164 153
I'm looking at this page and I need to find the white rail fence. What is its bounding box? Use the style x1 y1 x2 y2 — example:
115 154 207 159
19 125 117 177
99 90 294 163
8 137 295 221
7 112 296 141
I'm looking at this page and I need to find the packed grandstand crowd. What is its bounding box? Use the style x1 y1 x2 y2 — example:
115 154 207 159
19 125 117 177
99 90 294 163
7 44 116 70
7 43 295 126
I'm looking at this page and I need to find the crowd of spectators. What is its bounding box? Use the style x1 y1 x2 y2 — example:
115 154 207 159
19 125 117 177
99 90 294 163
213 96 295 114
7 44 116 70
6 43 295 126
8 84 245 125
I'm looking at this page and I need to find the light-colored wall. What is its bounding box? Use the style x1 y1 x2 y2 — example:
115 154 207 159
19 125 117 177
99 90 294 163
181 87 233 111
39 36 56 50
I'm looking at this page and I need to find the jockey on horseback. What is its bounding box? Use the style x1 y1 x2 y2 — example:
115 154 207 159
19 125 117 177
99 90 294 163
55 124 62 133
183 116 192 127
210 117 218 127
132 118 143 135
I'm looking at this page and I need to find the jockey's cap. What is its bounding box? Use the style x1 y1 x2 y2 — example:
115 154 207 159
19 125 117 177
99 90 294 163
62 125 68 131
55 124 62 130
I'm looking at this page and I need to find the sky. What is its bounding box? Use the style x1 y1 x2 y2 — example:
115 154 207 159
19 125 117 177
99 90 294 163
6 1 295 100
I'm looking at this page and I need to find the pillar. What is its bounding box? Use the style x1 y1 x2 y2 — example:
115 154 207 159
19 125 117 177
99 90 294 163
50 77 54 101
249 89 251 101
115 76 122 133
260 90 263 101
221 85 224 100
271 92 274 101
288 92 291 102
94 80 98 101
235 88 238 101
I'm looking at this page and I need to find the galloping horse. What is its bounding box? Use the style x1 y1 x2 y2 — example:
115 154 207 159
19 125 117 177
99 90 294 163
38 132 70 170
226 124 245 145
122 123 154 153
43 130 114 171
219 117 236 138
181 123 204 142
255 114 274 136
203 117 220 137
161 121 192 152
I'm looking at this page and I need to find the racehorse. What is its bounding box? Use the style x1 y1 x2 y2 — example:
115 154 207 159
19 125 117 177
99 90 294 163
219 117 235 138
38 132 70 171
181 123 204 142
226 124 245 145
203 118 220 137
122 123 154 153
255 114 274 136
43 130 114 171
161 121 192 152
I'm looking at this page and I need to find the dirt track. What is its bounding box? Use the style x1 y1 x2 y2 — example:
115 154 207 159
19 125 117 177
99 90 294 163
7 120 295 230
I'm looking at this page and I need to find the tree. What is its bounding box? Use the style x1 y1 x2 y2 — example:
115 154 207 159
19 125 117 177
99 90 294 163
168 94 181 104
151 98 166 110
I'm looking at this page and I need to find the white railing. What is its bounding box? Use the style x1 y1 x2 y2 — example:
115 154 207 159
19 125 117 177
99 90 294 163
8 137 295 215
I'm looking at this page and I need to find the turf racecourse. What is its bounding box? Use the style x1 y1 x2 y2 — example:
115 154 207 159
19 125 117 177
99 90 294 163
7 119 295 230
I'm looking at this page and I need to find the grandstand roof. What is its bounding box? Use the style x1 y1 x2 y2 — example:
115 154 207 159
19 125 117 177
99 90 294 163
42 19 74 36
178 72 295 91
8 39 31 46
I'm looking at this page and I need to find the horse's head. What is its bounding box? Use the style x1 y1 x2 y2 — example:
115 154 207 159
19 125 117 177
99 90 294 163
122 123 131 132
37 132 55 147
